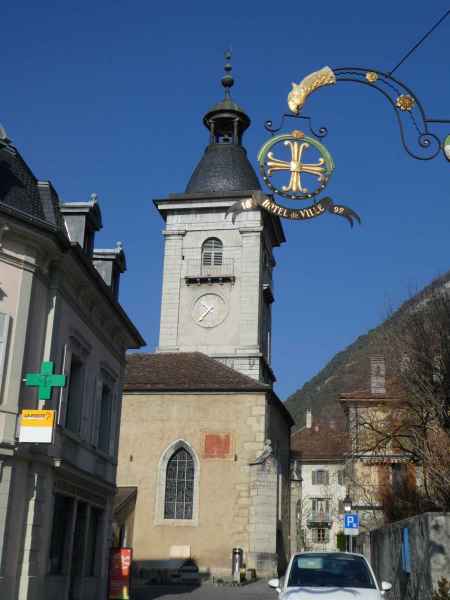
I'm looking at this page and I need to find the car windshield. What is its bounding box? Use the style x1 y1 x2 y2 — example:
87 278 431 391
287 553 376 589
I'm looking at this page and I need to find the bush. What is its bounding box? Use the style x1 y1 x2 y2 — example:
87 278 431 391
433 578 450 600
336 532 346 551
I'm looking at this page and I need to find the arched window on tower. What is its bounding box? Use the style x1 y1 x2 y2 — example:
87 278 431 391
201 238 223 268
164 447 194 520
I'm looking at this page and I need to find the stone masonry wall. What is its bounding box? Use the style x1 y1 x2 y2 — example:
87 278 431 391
370 512 450 600
248 456 278 577
117 391 270 578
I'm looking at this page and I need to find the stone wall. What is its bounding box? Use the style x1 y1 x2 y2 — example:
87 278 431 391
370 512 450 600
248 456 278 577
118 390 290 578
156 196 284 384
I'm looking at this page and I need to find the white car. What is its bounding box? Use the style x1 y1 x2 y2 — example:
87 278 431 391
268 552 392 599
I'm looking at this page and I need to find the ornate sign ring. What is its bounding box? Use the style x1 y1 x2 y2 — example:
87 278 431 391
257 130 335 200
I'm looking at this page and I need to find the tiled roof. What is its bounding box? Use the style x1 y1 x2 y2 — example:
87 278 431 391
339 377 407 402
124 352 270 392
291 419 350 460
114 486 137 513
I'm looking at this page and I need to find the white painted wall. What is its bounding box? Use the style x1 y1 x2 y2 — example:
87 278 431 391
294 460 347 552
156 195 282 383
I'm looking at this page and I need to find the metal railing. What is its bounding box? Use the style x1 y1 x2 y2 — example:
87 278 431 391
185 259 234 279
307 512 332 524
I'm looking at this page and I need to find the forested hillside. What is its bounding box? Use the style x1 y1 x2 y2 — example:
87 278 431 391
285 271 450 430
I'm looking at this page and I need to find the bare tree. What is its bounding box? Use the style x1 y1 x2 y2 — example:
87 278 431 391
347 287 450 516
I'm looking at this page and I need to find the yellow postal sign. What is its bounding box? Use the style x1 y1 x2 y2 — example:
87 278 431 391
19 410 55 443
20 410 55 428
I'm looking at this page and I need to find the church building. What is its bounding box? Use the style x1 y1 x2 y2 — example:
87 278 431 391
117 63 293 579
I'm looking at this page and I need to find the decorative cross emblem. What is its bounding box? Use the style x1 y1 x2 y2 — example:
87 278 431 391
266 139 326 194
25 361 66 400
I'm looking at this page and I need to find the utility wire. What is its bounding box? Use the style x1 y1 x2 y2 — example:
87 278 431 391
388 9 450 76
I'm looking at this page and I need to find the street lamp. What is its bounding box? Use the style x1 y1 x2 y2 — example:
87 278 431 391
343 493 353 514
343 492 353 552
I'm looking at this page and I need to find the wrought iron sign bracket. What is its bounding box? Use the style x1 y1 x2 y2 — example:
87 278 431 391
265 67 450 162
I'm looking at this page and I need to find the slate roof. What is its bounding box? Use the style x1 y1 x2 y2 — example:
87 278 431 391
0 146 63 230
185 143 261 194
205 96 249 119
0 138 144 348
1 150 44 222
124 352 270 392
291 419 350 460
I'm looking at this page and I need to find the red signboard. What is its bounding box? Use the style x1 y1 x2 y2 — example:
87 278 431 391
203 433 232 458
109 547 132 600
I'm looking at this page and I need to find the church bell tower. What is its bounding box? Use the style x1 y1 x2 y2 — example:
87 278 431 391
155 57 285 384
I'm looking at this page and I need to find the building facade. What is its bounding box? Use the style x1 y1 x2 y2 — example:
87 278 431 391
119 353 292 579
117 66 292 579
340 356 416 538
0 133 143 599
290 411 348 554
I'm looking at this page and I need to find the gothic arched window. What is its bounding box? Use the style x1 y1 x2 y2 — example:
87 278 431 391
201 238 223 267
164 447 194 519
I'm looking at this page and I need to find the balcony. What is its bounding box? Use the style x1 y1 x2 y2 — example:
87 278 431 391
307 512 332 527
184 259 235 285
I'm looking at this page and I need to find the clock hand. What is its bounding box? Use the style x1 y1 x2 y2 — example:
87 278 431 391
198 305 215 322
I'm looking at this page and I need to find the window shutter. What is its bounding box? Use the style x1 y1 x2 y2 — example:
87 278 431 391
0 313 10 390
58 345 70 425
312 471 317 485
202 238 223 267
324 471 329 485
109 390 118 456
93 377 103 448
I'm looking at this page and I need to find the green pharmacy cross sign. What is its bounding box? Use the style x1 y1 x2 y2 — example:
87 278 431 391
25 361 66 400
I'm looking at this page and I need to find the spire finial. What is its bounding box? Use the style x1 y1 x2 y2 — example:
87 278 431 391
221 48 234 97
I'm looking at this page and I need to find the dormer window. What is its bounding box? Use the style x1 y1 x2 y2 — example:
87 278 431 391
202 238 223 267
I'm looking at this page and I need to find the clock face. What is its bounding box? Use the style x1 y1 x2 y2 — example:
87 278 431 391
192 293 227 328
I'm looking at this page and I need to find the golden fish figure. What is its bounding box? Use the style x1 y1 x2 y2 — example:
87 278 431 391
288 66 336 114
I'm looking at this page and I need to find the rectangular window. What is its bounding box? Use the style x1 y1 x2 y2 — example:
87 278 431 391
312 528 329 543
48 494 74 574
98 382 112 454
312 470 329 485
0 313 10 396
311 498 330 513
338 470 345 486
71 502 87 577
66 354 84 433
85 507 102 576
392 463 408 494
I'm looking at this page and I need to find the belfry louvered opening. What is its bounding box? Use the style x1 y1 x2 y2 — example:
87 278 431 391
201 238 223 267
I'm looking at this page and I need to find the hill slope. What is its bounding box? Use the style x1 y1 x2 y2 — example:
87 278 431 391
285 270 450 430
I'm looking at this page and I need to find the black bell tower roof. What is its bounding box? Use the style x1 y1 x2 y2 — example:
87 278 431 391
185 53 261 194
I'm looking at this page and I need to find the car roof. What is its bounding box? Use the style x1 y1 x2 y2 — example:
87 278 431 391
292 551 366 558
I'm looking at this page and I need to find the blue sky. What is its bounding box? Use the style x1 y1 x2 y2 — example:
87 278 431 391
2 1 450 399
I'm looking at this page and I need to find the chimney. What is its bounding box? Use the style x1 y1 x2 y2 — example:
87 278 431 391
59 193 102 256
93 242 127 300
306 408 312 429
370 355 386 394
